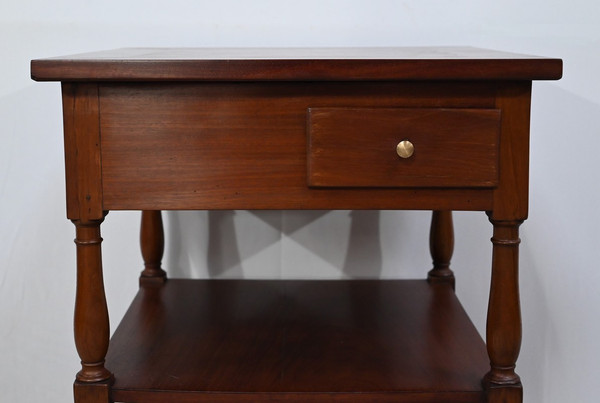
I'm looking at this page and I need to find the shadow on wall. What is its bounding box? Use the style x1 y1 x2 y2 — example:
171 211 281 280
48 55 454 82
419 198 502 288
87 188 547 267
165 210 384 279
342 210 382 277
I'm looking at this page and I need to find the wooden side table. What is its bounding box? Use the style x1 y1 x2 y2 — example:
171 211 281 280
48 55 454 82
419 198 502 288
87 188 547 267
31 47 562 403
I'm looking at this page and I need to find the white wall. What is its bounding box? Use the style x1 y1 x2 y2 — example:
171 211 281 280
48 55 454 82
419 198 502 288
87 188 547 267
1 1 598 402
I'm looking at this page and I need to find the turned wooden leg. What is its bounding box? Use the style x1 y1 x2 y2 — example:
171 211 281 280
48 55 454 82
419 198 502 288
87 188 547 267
484 219 523 403
427 210 456 289
140 210 167 285
72 217 113 402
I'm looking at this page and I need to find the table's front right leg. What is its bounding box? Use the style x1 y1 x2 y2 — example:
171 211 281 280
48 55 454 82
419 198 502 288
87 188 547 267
484 218 523 403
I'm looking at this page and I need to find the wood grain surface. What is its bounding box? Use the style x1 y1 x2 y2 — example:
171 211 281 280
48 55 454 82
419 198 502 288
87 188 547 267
99 81 498 211
106 279 488 403
32 47 563 403
308 107 500 188
31 47 562 81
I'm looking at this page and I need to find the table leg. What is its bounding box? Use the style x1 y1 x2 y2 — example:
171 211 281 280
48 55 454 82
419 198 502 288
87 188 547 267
484 219 523 403
72 217 113 402
140 210 166 285
74 381 111 403
427 210 455 289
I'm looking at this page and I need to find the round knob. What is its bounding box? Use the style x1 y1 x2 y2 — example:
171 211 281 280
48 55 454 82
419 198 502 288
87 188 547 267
396 140 414 159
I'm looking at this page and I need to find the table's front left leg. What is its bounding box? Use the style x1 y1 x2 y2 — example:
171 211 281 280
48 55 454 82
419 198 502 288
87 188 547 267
61 82 112 402
72 216 112 403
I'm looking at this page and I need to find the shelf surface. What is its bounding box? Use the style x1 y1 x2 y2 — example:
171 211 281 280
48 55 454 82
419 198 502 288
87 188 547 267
106 279 488 402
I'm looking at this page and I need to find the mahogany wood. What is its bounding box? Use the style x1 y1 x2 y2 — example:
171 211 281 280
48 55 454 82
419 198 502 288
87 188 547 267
30 47 562 82
139 210 166 284
484 218 523 398
490 83 532 222
72 217 112 384
99 81 497 211
73 381 111 403
106 280 488 403
428 210 456 288
308 108 500 188
30 48 563 403
486 383 524 403
61 83 104 222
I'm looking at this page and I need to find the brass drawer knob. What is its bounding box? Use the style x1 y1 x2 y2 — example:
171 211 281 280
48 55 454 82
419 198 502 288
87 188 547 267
396 140 414 159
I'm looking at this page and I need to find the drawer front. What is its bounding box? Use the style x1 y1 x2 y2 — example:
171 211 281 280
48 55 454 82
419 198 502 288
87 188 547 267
308 108 501 188
100 83 498 211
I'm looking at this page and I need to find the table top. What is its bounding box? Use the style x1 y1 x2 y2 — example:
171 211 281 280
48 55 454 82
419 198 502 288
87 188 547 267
31 46 562 82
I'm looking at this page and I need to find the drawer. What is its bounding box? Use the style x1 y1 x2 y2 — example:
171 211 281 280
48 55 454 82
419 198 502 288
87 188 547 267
307 107 501 188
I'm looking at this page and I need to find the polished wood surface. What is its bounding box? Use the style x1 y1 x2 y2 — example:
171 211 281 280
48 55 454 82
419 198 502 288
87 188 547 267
31 47 562 403
308 107 500 188
490 84 532 221
72 217 112 384
139 210 166 284
99 81 497 211
73 381 110 403
106 280 488 402
428 210 456 288
31 47 562 81
484 219 523 388
61 83 104 222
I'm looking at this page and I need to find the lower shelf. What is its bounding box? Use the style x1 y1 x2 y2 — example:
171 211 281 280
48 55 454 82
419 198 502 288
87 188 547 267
105 279 488 402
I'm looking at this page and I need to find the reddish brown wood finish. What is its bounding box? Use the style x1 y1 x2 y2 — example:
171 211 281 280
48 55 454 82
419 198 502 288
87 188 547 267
139 210 166 284
486 383 523 403
73 381 111 403
63 80 113 398
61 83 104 222
483 219 523 400
490 83 532 222
106 280 488 403
30 47 562 82
478 82 532 402
72 217 112 384
99 82 497 211
428 210 456 288
308 108 500 188
31 48 562 403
